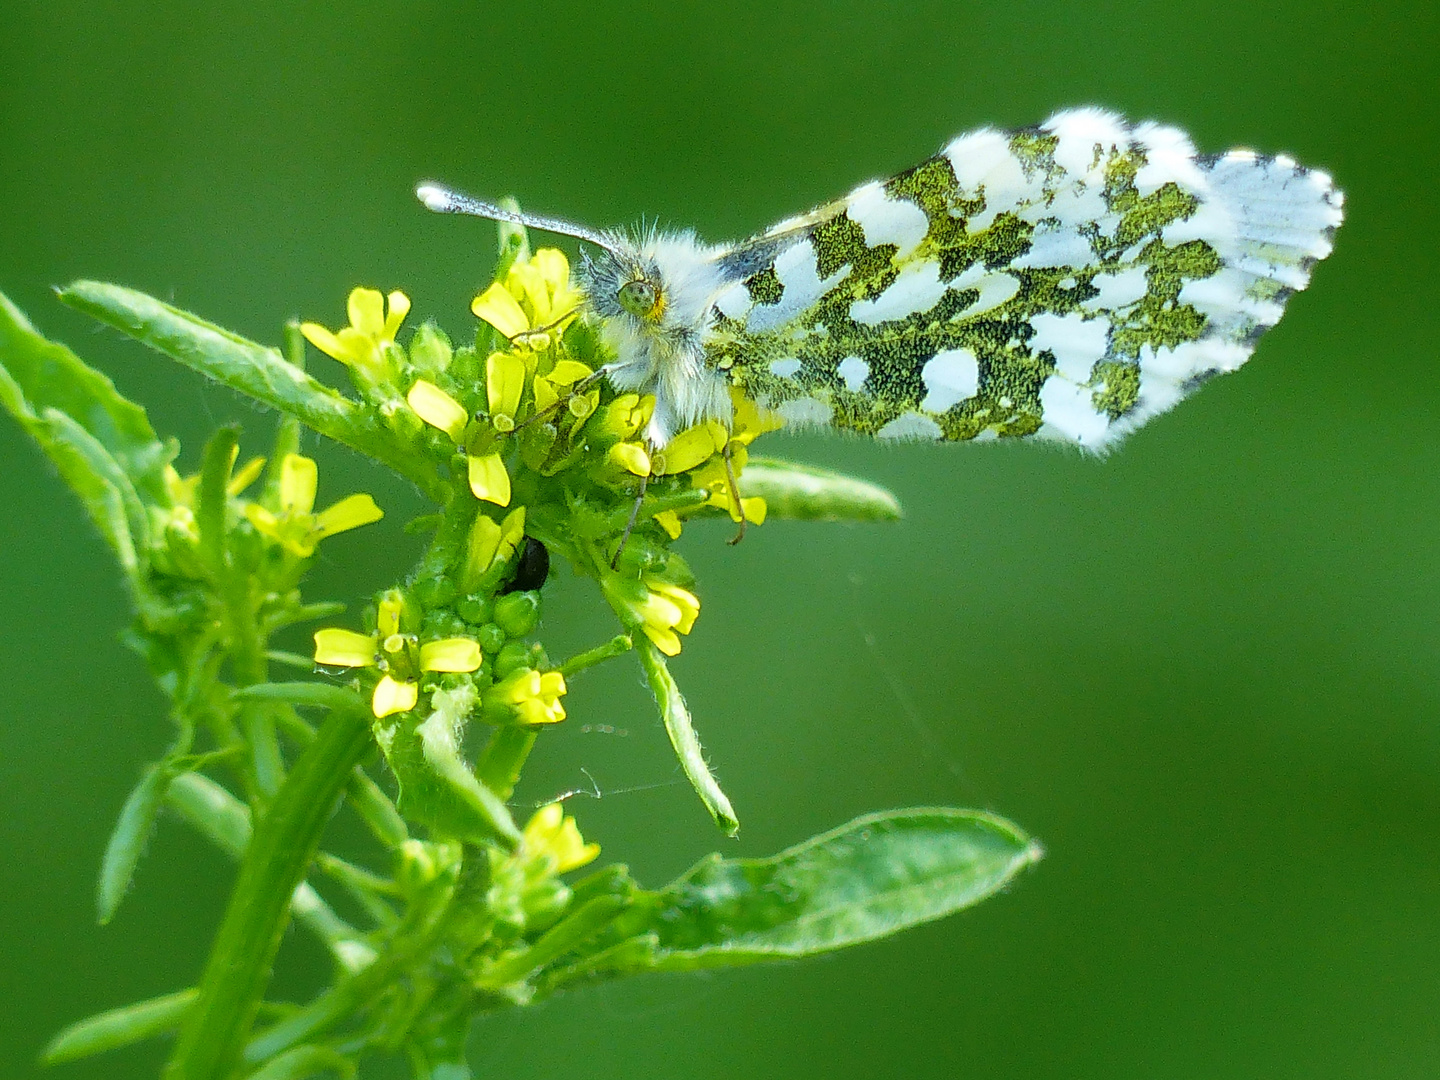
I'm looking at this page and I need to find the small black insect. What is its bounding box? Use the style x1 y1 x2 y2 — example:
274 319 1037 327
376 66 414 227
502 537 550 594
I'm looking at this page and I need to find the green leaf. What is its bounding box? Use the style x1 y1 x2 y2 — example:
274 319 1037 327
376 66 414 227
635 638 738 836
543 808 1038 992
30 408 147 580
57 281 445 500
648 808 1039 969
246 1044 356 1080
42 988 197 1064
742 458 902 522
96 763 172 924
0 289 172 503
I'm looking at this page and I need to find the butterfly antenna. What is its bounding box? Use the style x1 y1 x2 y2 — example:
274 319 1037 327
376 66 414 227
416 183 617 251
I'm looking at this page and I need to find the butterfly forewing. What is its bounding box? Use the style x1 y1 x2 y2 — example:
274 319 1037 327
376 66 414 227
702 108 1343 450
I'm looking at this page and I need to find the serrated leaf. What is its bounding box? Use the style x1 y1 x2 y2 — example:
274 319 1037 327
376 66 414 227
42 988 196 1064
741 458 902 522
0 290 172 503
96 763 172 925
57 281 444 499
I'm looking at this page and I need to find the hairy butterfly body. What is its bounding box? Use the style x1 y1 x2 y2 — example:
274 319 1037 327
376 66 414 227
419 107 1343 449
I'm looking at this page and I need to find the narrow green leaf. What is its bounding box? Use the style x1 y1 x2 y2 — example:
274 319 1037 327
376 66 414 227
481 895 629 986
234 681 369 715
197 425 239 574
0 289 172 503
42 987 196 1064
57 281 444 499
166 771 251 857
245 1044 355 1080
742 458 902 522
28 409 145 580
635 638 738 836
648 808 1039 970
96 763 172 924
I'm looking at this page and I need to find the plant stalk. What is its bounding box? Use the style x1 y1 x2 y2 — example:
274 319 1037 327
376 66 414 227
163 700 373 1080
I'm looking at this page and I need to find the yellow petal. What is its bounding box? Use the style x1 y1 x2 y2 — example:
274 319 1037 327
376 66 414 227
465 513 502 580
472 282 530 339
641 623 682 656
419 638 483 673
314 493 384 539
547 360 593 387
731 389 785 443
468 452 512 506
532 375 559 414
372 675 418 718
497 506 527 560
279 454 318 515
243 503 280 539
552 817 599 872
348 287 386 338
656 423 722 475
651 582 700 635
383 290 411 340
740 495 767 525
314 628 378 668
228 456 266 496
538 671 567 699
608 442 651 476
531 248 571 294
653 509 683 540
407 379 469 442
299 322 347 363
486 351 527 422
509 261 552 320
377 593 404 638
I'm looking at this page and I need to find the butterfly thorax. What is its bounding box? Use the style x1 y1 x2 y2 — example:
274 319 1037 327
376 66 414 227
577 230 735 446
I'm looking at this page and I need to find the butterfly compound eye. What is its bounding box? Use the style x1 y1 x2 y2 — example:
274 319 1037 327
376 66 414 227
617 279 661 320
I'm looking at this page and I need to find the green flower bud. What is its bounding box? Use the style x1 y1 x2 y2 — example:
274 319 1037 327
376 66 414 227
477 623 507 654
494 642 531 679
457 593 493 625
493 591 540 637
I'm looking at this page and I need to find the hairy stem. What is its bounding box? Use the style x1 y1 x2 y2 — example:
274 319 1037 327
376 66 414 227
163 700 373 1080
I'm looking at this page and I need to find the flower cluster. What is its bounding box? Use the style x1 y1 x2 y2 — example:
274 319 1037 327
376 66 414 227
302 246 785 724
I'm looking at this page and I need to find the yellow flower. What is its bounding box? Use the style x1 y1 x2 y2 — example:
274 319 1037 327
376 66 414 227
243 454 383 557
463 506 526 590
532 359 594 414
604 573 700 657
159 451 266 541
485 667 568 725
472 248 581 348
650 420 728 476
520 802 599 874
313 592 481 718
301 288 410 383
589 394 655 442
406 377 513 506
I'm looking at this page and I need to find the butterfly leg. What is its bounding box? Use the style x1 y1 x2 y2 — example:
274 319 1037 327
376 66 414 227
723 440 747 546
511 370 608 436
610 472 649 570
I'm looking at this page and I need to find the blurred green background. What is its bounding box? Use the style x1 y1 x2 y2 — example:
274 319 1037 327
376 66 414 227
3 1 1437 1077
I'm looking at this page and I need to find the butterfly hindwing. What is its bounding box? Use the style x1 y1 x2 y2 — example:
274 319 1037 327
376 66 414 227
701 108 1343 450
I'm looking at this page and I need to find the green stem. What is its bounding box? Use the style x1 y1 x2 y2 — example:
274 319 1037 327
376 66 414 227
474 726 537 800
163 700 373 1080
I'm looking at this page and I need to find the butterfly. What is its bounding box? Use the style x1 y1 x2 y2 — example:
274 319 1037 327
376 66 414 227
418 107 1343 451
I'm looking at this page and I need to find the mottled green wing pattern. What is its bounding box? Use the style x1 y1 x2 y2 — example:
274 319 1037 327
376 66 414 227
702 108 1343 450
